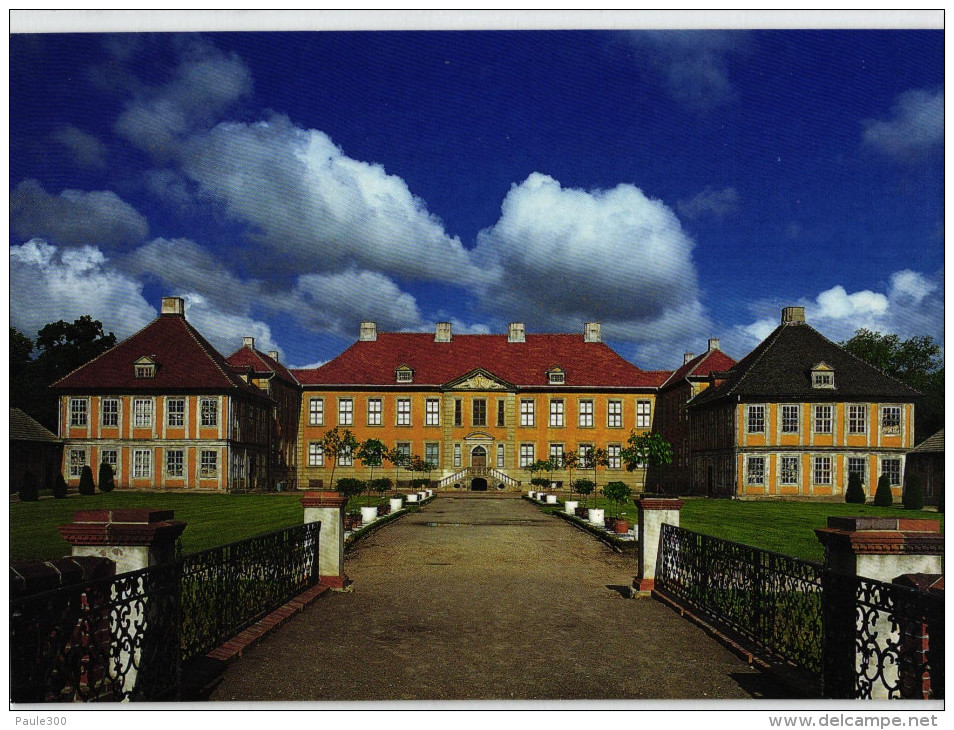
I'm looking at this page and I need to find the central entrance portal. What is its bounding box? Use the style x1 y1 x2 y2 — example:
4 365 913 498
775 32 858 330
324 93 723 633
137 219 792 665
471 445 487 468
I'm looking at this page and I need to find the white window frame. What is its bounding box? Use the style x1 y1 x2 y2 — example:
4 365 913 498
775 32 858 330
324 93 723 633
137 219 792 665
781 404 800 434
812 371 834 389
367 398 382 426
308 442 324 467
453 443 461 468
167 398 185 427
338 398 353 426
579 443 594 469
520 399 535 427
813 456 832 485
425 442 440 466
607 444 621 470
497 444 505 468
133 449 152 479
425 398 440 426
813 405 833 434
309 398 324 426
847 405 867 435
549 443 564 467
337 444 353 467
101 398 119 427
68 448 87 478
607 400 622 428
881 406 902 436
100 449 118 478
548 370 565 385
396 398 412 426
881 458 902 486
848 456 867 484
579 400 594 428
396 368 413 383
519 443 535 468
636 400 652 429
200 397 218 427
779 455 799 486
550 399 564 427
166 449 184 478
133 398 153 428
69 398 89 427
747 404 765 434
746 456 765 485
200 449 218 478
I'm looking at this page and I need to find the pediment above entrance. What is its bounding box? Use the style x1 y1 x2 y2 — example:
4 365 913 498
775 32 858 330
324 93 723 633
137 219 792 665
443 368 515 392
463 431 495 442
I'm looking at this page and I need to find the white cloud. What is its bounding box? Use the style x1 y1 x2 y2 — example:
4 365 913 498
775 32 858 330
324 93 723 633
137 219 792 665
863 88 943 162
10 239 156 339
11 180 149 248
52 125 108 168
178 293 278 357
677 186 740 221
814 285 888 321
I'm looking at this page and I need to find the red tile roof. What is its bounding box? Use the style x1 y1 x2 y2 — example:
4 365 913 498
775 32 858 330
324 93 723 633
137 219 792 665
52 313 268 397
292 333 669 388
227 346 299 386
661 348 737 389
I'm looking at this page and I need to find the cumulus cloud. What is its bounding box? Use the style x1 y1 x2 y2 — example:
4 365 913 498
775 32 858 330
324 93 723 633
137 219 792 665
52 125 108 168
178 292 279 357
176 116 477 281
862 88 943 162
10 239 156 339
628 31 742 110
677 186 740 221
11 179 148 248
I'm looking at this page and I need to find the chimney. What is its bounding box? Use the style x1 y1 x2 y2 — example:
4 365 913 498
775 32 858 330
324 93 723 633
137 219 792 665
508 323 525 343
435 322 452 342
267 350 279 362
781 307 806 325
683 352 695 365
584 322 602 343
708 338 720 352
360 322 377 342
243 336 255 349
161 297 185 316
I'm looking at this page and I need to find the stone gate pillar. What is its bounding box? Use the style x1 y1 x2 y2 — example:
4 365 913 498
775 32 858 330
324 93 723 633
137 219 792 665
58 509 186 574
632 497 684 597
301 491 351 590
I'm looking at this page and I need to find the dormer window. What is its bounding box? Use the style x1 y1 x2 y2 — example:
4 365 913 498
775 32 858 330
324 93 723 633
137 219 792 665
134 356 157 379
395 366 414 384
547 367 566 385
811 363 834 389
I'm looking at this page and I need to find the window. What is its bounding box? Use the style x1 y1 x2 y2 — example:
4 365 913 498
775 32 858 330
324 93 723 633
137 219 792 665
548 369 565 385
607 400 622 428
497 444 505 468
579 400 594 428
101 398 118 427
69 449 86 478
520 399 535 427
813 456 832 485
848 457 866 484
813 405 833 434
309 398 324 426
338 398 353 426
747 404 765 434
100 449 117 477
550 399 564 427
200 398 218 427
454 400 462 427
812 370 834 389
425 443 440 466
781 405 800 434
497 400 506 427
133 449 152 479
308 443 324 467
453 443 461 468
367 398 382 426
848 405 867 434
133 398 153 428
166 450 184 477
779 456 799 485
167 398 185 427
396 442 411 462
134 358 156 379
200 450 218 478
579 444 593 469
425 398 440 426
337 444 353 467
882 458 902 486
881 406 902 436
395 368 413 383
396 398 411 426
608 444 621 469
746 456 765 485
69 398 88 427
636 401 652 429
473 399 487 427
519 444 535 468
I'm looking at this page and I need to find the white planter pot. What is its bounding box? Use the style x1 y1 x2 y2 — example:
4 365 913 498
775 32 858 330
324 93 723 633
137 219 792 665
588 508 605 526
426 489 433 498
528 491 536 499
361 506 378 523
546 494 558 504
418 491 427 500
389 497 403 512
407 493 419 503
565 500 579 515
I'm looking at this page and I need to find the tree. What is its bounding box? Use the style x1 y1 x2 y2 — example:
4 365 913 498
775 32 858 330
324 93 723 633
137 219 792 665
589 447 609 490
78 465 96 496
52 472 68 499
356 439 387 503
319 427 358 489
572 478 595 507
562 450 579 491
602 481 631 519
903 474 925 511
845 471 866 504
98 461 116 493
874 473 894 508
620 431 674 494
10 328 48 427
336 477 365 509
841 328 944 441
528 459 552 490
386 446 410 488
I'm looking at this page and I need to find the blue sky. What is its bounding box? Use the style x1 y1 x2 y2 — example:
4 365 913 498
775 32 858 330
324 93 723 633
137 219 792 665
9 16 944 370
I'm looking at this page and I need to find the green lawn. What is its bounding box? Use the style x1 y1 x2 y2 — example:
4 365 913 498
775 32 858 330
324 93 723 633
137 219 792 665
554 494 943 563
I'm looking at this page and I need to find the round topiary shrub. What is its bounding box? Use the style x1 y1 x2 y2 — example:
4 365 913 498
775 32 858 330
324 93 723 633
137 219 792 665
845 471 866 504
18 470 39 502
78 464 96 496
98 461 115 493
902 473 924 511
52 472 68 499
873 473 894 508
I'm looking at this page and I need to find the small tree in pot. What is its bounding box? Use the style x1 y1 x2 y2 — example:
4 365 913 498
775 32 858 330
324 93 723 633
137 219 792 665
337 477 365 529
603 481 632 533
572 478 595 510
320 427 359 490
356 438 387 506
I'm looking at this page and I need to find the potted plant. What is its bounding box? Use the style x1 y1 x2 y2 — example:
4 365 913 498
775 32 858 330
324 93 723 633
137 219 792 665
620 430 674 495
572 478 595 519
603 481 632 533
337 477 365 529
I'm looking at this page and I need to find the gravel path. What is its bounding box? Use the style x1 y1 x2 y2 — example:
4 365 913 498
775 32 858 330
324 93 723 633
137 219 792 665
209 496 787 701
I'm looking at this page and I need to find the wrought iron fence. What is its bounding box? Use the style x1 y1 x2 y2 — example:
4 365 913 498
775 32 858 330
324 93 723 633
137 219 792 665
656 523 824 677
10 561 183 702
180 521 320 662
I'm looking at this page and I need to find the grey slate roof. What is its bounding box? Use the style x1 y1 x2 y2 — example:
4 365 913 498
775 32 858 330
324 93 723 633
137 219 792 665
690 321 920 406
10 408 59 443
911 429 944 454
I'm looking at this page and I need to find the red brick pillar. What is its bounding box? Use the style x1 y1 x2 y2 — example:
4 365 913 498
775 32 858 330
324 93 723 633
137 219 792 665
58 509 187 574
633 497 684 596
301 491 351 589
893 574 944 700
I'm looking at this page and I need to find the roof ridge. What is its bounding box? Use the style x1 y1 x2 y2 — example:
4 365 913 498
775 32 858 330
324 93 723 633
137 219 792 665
50 315 155 388
178 317 263 394
723 323 787 397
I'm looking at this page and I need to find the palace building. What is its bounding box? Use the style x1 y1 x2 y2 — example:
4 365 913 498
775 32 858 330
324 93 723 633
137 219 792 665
52 298 919 500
